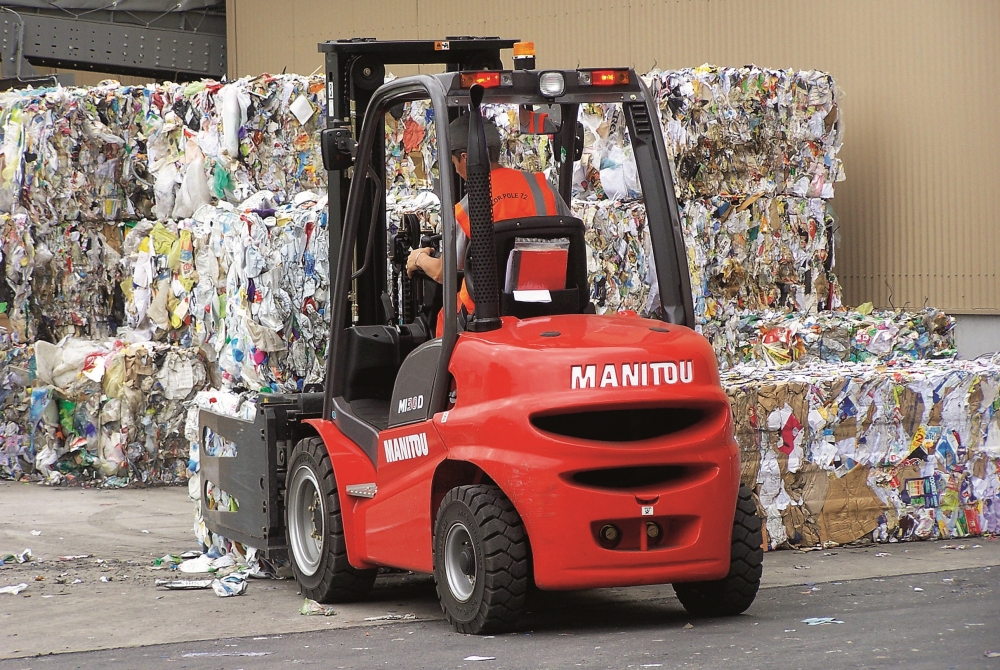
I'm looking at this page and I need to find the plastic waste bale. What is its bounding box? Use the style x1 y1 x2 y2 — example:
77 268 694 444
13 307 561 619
205 75 327 205
0 75 328 225
1 212 37 341
28 220 123 341
0 214 123 343
11 83 129 223
573 199 654 315
0 338 33 481
644 65 845 200
716 307 957 370
721 355 1000 550
20 338 208 485
118 191 331 394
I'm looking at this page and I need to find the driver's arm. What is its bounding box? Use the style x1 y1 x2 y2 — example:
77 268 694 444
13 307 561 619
406 247 443 282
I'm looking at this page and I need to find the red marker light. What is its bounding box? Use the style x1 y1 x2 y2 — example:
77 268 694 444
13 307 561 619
589 69 630 86
460 71 501 88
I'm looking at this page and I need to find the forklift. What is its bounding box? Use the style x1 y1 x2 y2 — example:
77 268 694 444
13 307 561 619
200 37 762 634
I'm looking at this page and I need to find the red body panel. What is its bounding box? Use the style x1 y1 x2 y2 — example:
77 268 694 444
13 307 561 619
304 418 379 570
316 314 741 590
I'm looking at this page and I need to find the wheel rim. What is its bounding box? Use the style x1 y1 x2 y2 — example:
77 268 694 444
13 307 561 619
287 463 325 577
444 520 477 602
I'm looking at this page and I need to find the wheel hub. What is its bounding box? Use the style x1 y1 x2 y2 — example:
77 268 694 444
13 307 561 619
459 549 474 576
444 521 477 602
287 463 325 577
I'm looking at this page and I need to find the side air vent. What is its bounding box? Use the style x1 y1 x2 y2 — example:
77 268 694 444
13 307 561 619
572 465 686 490
531 407 704 443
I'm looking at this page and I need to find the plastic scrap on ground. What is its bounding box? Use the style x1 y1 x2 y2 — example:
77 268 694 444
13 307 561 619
300 599 337 616
0 583 29 595
802 617 844 625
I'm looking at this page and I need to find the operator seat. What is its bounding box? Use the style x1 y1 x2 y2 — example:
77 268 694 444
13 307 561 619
490 215 591 318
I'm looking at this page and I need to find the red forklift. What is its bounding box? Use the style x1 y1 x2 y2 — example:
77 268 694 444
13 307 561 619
200 37 762 634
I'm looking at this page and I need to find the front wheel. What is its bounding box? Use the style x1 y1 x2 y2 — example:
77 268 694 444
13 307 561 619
433 485 529 634
285 437 376 603
673 484 763 617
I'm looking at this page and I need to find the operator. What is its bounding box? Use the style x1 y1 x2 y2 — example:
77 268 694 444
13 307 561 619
406 114 572 318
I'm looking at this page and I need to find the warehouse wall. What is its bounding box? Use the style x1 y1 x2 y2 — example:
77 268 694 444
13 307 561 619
225 0 1000 315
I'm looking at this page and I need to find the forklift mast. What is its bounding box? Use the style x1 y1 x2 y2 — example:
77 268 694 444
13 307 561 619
318 38 518 326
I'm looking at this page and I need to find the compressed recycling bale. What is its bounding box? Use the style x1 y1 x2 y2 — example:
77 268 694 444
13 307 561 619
119 191 331 393
723 356 1000 549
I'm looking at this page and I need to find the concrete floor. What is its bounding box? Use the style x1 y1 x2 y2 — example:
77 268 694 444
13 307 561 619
2 480 999 660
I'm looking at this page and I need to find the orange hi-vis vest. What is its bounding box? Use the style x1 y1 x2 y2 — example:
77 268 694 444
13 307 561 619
454 167 561 314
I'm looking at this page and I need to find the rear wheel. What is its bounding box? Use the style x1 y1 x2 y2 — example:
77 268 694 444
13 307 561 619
286 437 376 602
433 485 529 634
673 484 763 617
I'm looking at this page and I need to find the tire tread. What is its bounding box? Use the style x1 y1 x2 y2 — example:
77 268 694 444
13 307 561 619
673 484 763 617
287 437 376 603
434 484 529 634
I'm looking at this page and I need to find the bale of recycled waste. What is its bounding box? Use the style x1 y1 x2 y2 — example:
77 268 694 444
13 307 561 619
0 74 327 224
118 191 331 394
6 338 209 486
722 355 1000 549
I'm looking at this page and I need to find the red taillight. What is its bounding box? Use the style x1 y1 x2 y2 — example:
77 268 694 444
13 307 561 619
590 69 630 86
460 71 501 88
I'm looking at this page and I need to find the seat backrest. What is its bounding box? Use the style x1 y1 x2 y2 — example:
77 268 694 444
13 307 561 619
490 216 589 318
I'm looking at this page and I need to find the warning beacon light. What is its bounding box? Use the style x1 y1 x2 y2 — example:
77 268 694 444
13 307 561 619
513 41 535 70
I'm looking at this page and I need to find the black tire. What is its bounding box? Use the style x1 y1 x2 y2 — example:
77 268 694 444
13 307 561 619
433 485 529 634
673 484 763 617
285 437 376 603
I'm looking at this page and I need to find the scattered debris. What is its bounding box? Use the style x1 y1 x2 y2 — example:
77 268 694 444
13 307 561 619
155 579 214 590
802 617 844 626
182 651 273 658
364 613 417 621
299 599 337 616
212 573 248 597
464 656 496 662
0 583 29 595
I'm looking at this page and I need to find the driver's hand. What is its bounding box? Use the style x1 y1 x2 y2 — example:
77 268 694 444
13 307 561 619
406 247 434 277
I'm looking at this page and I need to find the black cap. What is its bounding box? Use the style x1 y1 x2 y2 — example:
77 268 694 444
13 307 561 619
448 113 502 153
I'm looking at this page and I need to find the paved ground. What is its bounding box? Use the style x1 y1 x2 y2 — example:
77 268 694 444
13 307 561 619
2 480 999 664
2 565 996 669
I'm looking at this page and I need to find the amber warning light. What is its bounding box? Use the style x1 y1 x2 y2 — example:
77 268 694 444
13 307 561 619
579 69 630 86
459 71 514 88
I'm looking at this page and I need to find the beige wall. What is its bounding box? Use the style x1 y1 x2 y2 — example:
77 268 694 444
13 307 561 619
226 0 1000 314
